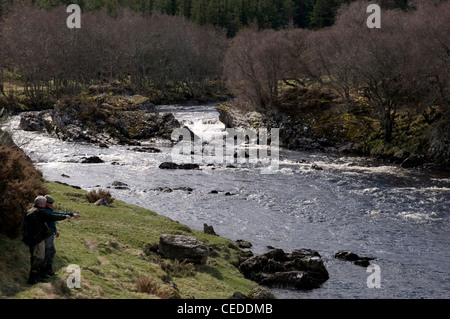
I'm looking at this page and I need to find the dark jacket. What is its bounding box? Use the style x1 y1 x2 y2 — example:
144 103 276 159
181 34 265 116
43 207 73 232
24 205 67 245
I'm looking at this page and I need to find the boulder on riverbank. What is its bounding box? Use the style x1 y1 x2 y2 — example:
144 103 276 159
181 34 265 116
238 248 329 290
229 287 277 299
159 234 210 265
236 239 252 249
18 111 50 132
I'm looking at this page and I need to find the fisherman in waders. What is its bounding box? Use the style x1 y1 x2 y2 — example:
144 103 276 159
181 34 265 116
24 196 72 285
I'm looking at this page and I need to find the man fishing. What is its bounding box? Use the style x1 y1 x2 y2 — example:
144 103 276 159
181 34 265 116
23 196 76 285
41 195 80 278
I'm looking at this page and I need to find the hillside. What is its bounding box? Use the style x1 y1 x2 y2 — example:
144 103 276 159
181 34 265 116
0 181 261 299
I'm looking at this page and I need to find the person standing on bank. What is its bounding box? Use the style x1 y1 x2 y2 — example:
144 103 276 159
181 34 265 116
24 196 72 285
41 195 80 278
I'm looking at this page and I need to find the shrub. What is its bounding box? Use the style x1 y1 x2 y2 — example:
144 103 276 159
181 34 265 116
135 276 159 295
276 86 338 116
0 145 49 238
85 189 115 205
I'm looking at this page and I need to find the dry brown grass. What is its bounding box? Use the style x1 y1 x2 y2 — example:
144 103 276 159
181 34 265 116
161 259 196 278
0 145 49 238
85 189 115 204
135 276 180 299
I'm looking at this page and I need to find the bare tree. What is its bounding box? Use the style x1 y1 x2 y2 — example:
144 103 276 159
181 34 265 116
0 3 227 105
280 27 313 88
224 28 294 112
303 26 359 108
323 2 409 142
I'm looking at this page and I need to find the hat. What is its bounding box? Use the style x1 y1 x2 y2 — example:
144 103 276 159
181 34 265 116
44 195 55 203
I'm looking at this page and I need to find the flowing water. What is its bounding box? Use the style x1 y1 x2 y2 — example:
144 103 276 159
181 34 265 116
4 105 450 299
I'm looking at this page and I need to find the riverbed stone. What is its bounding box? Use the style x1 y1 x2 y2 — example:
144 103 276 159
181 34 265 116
335 250 374 267
81 156 104 164
19 111 48 131
159 162 200 170
236 239 252 249
128 146 161 153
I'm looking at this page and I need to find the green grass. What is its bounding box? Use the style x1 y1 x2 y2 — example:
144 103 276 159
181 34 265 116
0 181 258 299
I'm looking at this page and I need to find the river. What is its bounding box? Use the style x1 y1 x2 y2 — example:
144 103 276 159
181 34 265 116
4 104 450 299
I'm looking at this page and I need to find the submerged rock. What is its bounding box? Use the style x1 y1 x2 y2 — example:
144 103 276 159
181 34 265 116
111 181 130 190
81 156 104 164
335 251 375 267
159 162 200 170
128 146 161 153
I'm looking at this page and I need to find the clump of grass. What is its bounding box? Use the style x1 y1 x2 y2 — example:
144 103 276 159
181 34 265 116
161 259 196 278
135 276 180 299
136 276 159 294
85 189 115 204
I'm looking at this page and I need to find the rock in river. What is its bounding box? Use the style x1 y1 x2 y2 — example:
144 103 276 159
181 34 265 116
238 248 329 290
159 162 200 170
81 156 104 164
19 82 182 146
335 251 375 267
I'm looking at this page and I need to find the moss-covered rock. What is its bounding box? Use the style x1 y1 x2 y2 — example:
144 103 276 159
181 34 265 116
42 82 181 145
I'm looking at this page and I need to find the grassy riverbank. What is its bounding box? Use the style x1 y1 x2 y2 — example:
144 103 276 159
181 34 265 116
0 181 259 299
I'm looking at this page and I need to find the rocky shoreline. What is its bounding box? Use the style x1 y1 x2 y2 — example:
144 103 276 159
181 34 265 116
19 83 181 147
216 102 450 171
151 230 377 293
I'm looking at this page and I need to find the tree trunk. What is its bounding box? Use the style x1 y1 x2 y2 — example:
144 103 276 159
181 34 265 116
383 103 396 143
